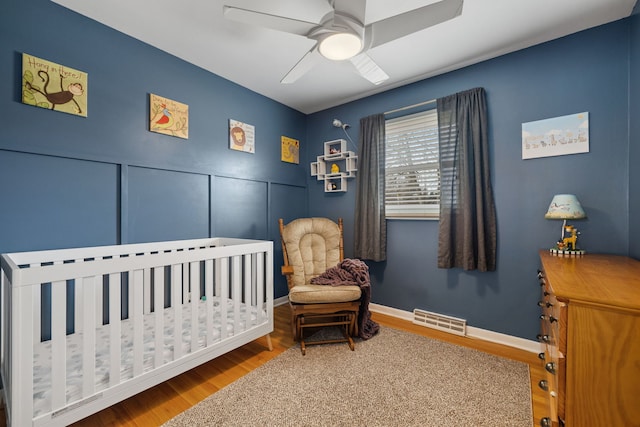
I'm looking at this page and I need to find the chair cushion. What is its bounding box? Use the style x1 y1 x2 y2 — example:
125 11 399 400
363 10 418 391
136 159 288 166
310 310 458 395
289 284 361 304
281 217 342 287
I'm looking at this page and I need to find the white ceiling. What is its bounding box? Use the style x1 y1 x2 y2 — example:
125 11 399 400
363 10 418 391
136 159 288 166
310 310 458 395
52 0 636 114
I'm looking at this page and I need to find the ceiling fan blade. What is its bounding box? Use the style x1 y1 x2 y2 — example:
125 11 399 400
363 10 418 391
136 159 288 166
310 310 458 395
281 45 322 84
223 5 318 36
367 0 464 49
332 0 367 24
350 52 389 85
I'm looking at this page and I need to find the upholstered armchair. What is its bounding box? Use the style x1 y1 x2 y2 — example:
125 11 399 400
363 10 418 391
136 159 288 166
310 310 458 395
279 217 361 355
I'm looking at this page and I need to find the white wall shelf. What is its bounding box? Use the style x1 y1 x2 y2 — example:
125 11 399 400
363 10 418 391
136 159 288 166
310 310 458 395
310 139 357 192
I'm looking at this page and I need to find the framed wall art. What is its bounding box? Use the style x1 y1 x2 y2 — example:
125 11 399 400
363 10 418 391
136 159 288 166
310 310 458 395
229 119 255 153
281 136 299 164
22 53 88 117
522 112 589 159
149 94 189 139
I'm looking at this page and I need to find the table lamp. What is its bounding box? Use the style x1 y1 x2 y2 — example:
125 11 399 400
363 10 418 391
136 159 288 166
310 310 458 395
545 194 586 254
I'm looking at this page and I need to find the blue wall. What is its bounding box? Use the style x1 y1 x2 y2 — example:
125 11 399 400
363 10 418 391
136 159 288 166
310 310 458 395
630 11 640 259
307 19 635 341
0 0 309 299
2 0 638 341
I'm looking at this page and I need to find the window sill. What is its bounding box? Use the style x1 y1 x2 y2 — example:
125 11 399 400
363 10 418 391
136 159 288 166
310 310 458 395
385 215 439 221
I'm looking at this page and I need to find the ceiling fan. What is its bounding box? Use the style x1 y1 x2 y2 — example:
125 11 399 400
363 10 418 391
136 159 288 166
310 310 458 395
223 0 464 85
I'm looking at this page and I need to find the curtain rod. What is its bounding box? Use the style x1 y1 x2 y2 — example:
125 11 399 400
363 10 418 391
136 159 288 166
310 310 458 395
384 99 436 115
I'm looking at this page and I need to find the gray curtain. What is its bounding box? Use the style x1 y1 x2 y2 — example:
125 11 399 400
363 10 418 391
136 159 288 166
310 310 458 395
437 88 497 271
354 113 386 261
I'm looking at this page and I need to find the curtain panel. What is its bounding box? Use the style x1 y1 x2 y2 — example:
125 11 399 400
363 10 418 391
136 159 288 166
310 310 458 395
354 113 386 262
437 87 497 271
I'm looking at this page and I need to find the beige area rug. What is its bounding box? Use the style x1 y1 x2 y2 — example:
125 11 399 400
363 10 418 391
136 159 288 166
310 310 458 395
164 327 532 427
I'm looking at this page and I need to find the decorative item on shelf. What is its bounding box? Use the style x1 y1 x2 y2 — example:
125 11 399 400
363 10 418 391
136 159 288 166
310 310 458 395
331 163 340 174
544 194 587 256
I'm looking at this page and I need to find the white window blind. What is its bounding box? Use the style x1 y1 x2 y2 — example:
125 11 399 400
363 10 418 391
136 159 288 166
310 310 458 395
385 109 440 218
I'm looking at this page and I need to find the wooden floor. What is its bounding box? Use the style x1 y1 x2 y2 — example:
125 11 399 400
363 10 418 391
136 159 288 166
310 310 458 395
1 305 546 426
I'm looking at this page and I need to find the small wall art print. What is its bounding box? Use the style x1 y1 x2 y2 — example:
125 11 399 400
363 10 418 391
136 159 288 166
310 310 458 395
229 119 255 153
22 53 88 117
149 94 189 139
522 112 589 159
281 136 299 164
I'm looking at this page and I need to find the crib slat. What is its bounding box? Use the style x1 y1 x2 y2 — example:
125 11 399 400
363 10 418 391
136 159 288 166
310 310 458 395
143 267 151 315
172 264 183 361
32 281 41 352
81 276 98 397
190 261 199 352
232 256 241 335
204 259 214 346
109 273 122 387
131 269 144 377
182 262 189 308
217 258 228 340
51 279 67 411
75 262 84 335
244 254 251 325
256 253 265 323
153 266 165 368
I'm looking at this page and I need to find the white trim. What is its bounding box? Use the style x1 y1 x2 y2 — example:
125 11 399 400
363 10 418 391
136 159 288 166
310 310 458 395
369 303 413 322
274 295 289 307
369 303 540 354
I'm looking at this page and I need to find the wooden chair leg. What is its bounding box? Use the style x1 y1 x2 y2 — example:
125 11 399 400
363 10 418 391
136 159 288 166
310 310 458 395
351 311 357 336
291 311 299 341
298 316 306 355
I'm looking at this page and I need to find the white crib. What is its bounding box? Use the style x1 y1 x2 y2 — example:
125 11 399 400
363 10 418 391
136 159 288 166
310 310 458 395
0 237 273 426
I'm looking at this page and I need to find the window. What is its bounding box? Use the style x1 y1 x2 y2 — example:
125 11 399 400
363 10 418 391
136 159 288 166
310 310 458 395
385 109 440 219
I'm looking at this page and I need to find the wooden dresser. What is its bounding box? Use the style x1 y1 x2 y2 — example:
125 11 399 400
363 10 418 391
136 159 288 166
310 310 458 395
537 251 640 426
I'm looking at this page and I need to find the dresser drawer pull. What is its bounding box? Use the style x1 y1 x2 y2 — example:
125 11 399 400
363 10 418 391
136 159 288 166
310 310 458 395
540 417 551 427
545 362 556 374
538 352 545 360
537 334 550 343
538 379 549 391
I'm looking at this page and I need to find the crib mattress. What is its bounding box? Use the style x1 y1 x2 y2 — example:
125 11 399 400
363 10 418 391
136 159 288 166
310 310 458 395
32 298 264 418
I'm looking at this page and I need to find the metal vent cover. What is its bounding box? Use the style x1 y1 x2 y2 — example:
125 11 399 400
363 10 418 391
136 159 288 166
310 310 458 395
413 308 467 336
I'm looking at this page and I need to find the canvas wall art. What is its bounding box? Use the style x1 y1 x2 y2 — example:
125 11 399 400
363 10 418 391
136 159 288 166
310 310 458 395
149 94 189 139
21 53 88 117
281 136 299 164
229 119 255 153
522 112 589 159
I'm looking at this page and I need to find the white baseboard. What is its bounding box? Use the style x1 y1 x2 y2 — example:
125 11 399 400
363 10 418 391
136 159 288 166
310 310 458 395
369 303 540 354
274 296 289 307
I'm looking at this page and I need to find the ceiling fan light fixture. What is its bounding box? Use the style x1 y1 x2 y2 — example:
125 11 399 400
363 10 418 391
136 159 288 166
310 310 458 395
318 32 362 61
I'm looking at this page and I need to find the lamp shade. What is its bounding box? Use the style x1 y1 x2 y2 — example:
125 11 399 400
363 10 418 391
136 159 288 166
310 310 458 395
544 194 587 220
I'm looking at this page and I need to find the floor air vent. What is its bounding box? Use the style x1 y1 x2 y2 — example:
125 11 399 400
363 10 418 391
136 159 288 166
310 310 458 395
413 309 467 336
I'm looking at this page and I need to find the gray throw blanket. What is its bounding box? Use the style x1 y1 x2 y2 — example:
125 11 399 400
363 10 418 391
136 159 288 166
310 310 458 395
310 258 380 340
